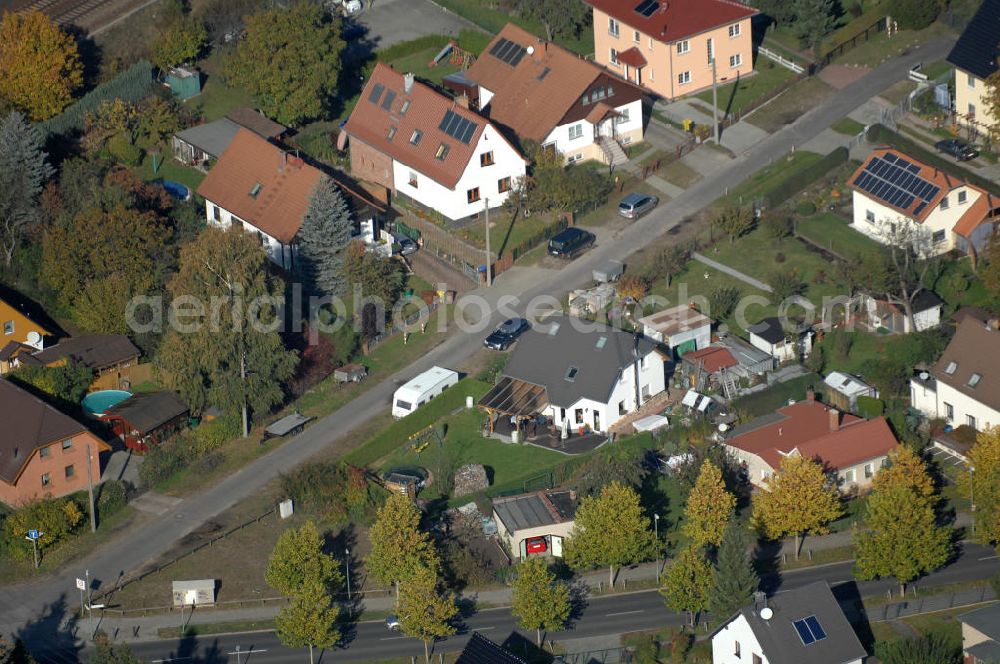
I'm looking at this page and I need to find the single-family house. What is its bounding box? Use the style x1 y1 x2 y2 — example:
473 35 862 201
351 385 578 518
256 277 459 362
0 379 110 506
946 0 1000 137
862 290 943 334
99 391 190 453
585 0 757 100
0 289 56 374
959 602 1000 664
459 23 646 165
722 393 899 491
173 108 287 168
344 63 527 221
910 316 1000 433
710 581 866 664
19 334 141 391
849 149 999 257
492 489 577 560
638 304 712 357
479 317 666 434
747 317 811 363
823 371 878 412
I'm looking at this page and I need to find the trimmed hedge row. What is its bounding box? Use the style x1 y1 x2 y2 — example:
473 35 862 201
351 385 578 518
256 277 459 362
40 60 154 137
762 147 849 208
866 123 1000 197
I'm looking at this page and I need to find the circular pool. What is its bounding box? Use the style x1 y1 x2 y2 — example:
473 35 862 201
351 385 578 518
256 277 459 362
81 390 133 417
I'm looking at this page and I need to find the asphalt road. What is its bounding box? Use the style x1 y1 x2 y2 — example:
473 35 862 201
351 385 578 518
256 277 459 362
0 35 956 644
32 542 999 664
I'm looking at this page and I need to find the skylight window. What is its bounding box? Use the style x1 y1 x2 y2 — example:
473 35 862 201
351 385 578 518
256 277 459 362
565 366 579 382
792 616 827 646
410 129 423 145
400 100 411 115
249 183 263 198
945 361 958 375
435 143 450 160
969 373 982 388
596 336 608 349
387 126 397 140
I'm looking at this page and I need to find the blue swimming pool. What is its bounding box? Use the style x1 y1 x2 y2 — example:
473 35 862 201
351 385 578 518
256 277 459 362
160 180 191 201
82 390 133 417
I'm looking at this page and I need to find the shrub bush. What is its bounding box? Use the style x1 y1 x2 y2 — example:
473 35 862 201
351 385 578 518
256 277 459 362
795 201 817 215
856 395 885 418
106 134 143 166
887 0 939 29
138 439 190 489
96 480 129 519
189 414 240 454
2 497 84 558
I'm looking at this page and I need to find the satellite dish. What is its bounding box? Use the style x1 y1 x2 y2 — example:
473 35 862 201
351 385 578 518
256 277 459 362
787 399 796 406
919 371 930 380
25 331 42 348
760 607 773 620
526 45 535 55
718 423 729 433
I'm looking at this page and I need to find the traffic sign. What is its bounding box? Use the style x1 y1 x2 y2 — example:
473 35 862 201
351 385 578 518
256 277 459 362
27 529 39 540
76 578 86 591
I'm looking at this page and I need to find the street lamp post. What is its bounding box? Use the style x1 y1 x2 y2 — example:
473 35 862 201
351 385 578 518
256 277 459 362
345 548 352 600
970 465 976 534
654 514 661 582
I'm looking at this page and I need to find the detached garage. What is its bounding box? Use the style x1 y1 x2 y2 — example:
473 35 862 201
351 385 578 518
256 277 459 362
492 489 577 561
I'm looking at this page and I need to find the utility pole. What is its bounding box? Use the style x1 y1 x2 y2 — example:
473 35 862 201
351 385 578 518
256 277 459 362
484 198 492 287
654 514 660 582
710 56 720 144
345 548 352 600
240 349 249 438
86 442 96 533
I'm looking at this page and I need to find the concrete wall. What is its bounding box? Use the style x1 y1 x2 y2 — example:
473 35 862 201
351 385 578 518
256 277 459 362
592 8 754 100
954 67 998 132
0 431 105 507
910 377 1000 432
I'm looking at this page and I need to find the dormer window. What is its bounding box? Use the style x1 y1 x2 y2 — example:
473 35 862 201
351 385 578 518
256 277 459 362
400 100 411 115
435 143 450 160
958 190 968 204
969 373 982 388
410 130 422 145
387 126 397 140
249 183 263 198
945 361 958 375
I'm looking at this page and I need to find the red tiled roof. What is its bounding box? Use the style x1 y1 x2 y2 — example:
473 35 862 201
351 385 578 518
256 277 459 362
683 346 737 373
849 148 989 224
726 401 898 471
953 191 995 238
584 0 757 43
345 63 507 189
617 46 647 68
196 129 325 244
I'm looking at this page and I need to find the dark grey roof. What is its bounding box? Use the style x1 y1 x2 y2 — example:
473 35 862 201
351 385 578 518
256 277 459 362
747 317 787 345
947 0 1000 79
967 640 1000 661
913 289 944 313
103 391 188 434
502 317 657 408
174 118 243 159
492 490 576 532
712 582 866 664
32 334 140 370
224 107 287 139
456 632 527 664
960 602 1000 641
726 410 787 439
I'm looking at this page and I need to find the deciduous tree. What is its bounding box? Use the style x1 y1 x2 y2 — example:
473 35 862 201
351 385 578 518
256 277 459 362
511 557 571 645
985 66 1000 146
225 2 345 126
710 519 759 621
710 206 754 243
751 455 842 559
151 16 206 70
660 545 712 626
274 579 340 664
509 0 588 42
570 445 647 496
343 242 404 312
887 0 940 30
0 11 83 121
266 521 342 596
366 493 440 597
681 460 735 548
874 633 959 664
963 426 1000 546
792 0 837 55
396 568 457 663
0 111 54 267
563 481 656 588
88 635 142 664
297 178 353 297
863 222 941 334
646 245 687 287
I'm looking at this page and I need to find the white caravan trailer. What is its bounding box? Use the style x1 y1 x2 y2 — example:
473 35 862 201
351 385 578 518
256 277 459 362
392 366 459 418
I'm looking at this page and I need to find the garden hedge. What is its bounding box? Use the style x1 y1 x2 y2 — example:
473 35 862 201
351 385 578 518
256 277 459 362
39 60 154 137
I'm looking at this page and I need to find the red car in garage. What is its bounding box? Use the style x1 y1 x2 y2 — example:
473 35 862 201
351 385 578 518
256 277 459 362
526 537 548 555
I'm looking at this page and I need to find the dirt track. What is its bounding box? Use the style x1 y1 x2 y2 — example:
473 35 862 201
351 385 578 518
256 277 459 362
8 0 158 35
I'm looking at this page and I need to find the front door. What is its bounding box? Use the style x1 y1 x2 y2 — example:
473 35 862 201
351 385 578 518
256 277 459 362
598 118 615 139
593 411 601 431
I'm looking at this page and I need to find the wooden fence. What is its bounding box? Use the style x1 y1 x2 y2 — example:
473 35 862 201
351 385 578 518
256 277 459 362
91 362 156 391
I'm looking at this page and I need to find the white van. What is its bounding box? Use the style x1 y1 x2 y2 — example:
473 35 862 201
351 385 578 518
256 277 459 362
392 366 459 418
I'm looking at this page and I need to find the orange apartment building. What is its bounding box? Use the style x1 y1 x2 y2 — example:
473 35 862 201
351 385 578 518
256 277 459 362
586 0 757 100
0 379 109 506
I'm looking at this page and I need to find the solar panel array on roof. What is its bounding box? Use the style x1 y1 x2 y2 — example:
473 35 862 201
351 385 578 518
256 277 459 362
634 0 660 16
853 154 941 213
439 109 477 144
793 615 828 645
489 38 527 67
368 83 385 105
381 89 396 111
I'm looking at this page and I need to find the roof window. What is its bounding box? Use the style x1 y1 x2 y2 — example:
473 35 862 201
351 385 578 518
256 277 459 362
435 143 450 160
565 366 579 382
400 100 411 115
792 616 827 645
387 126 397 140
945 361 958 375
249 183 263 198
410 130 423 145
969 373 982 388
596 336 608 349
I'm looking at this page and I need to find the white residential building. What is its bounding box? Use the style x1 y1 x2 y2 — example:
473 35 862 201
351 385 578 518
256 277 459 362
344 63 526 221
638 305 712 357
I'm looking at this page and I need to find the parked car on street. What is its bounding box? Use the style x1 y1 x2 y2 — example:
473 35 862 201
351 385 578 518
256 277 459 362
548 227 595 259
935 139 978 161
393 233 418 256
385 615 400 631
618 193 659 219
484 318 530 350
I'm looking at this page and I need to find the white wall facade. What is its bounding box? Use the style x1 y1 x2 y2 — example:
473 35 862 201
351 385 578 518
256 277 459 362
493 511 574 560
749 333 796 363
204 200 296 270
851 187 983 256
542 98 643 162
644 323 711 351
712 614 767 664
864 296 941 334
955 68 998 132
910 377 1000 432
391 124 525 221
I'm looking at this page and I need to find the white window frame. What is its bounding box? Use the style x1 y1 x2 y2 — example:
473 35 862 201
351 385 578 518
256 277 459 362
729 53 742 68
729 23 741 38
633 29 640 43
408 172 418 188
610 48 620 67
932 229 946 244
707 38 714 64
676 40 689 55
945 402 954 420
845 469 856 483
568 123 584 140
940 195 949 210
968 73 976 89
615 108 630 125
608 17 619 37
968 414 978 429
3 320 12 335
678 71 691 85
958 190 968 204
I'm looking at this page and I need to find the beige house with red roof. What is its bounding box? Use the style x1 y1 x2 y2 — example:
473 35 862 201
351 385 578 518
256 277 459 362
849 149 998 257
344 63 526 221
723 394 898 492
586 0 756 100
460 23 645 165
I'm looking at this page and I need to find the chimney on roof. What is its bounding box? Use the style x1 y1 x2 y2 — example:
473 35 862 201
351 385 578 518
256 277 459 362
404 72 415 94
278 151 286 173
829 408 840 431
456 94 469 109
659 0 667 13
778 427 783 436
806 390 815 403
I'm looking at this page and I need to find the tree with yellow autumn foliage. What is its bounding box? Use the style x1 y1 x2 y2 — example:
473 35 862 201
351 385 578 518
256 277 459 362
680 460 735 548
964 426 1000 546
0 11 83 121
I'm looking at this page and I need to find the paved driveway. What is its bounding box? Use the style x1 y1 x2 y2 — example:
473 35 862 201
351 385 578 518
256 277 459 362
358 0 479 49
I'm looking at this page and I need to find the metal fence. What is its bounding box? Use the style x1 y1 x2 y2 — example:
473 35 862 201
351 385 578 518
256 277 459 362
864 586 997 623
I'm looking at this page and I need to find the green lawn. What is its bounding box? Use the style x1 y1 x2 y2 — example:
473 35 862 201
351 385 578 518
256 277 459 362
136 154 206 192
747 77 834 133
922 59 953 81
831 117 866 136
695 61 796 120
431 0 590 56
660 159 702 189
189 50 255 122
388 47 461 86
721 151 824 207
834 22 952 68
456 207 557 257
796 211 881 259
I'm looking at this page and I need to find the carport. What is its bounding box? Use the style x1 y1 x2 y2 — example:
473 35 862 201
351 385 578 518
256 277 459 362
478 377 548 435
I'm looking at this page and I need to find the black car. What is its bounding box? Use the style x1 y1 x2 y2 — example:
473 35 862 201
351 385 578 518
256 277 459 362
935 139 978 161
548 227 595 258
393 233 418 256
484 317 530 350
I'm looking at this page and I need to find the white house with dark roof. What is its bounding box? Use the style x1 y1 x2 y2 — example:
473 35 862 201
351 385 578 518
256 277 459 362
946 0 1000 136
711 581 866 664
910 316 1000 433
849 148 998 257
862 290 943 334
960 602 1000 664
344 63 526 221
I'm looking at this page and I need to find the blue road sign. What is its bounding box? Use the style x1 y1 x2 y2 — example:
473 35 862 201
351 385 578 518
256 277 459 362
27 530 39 540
